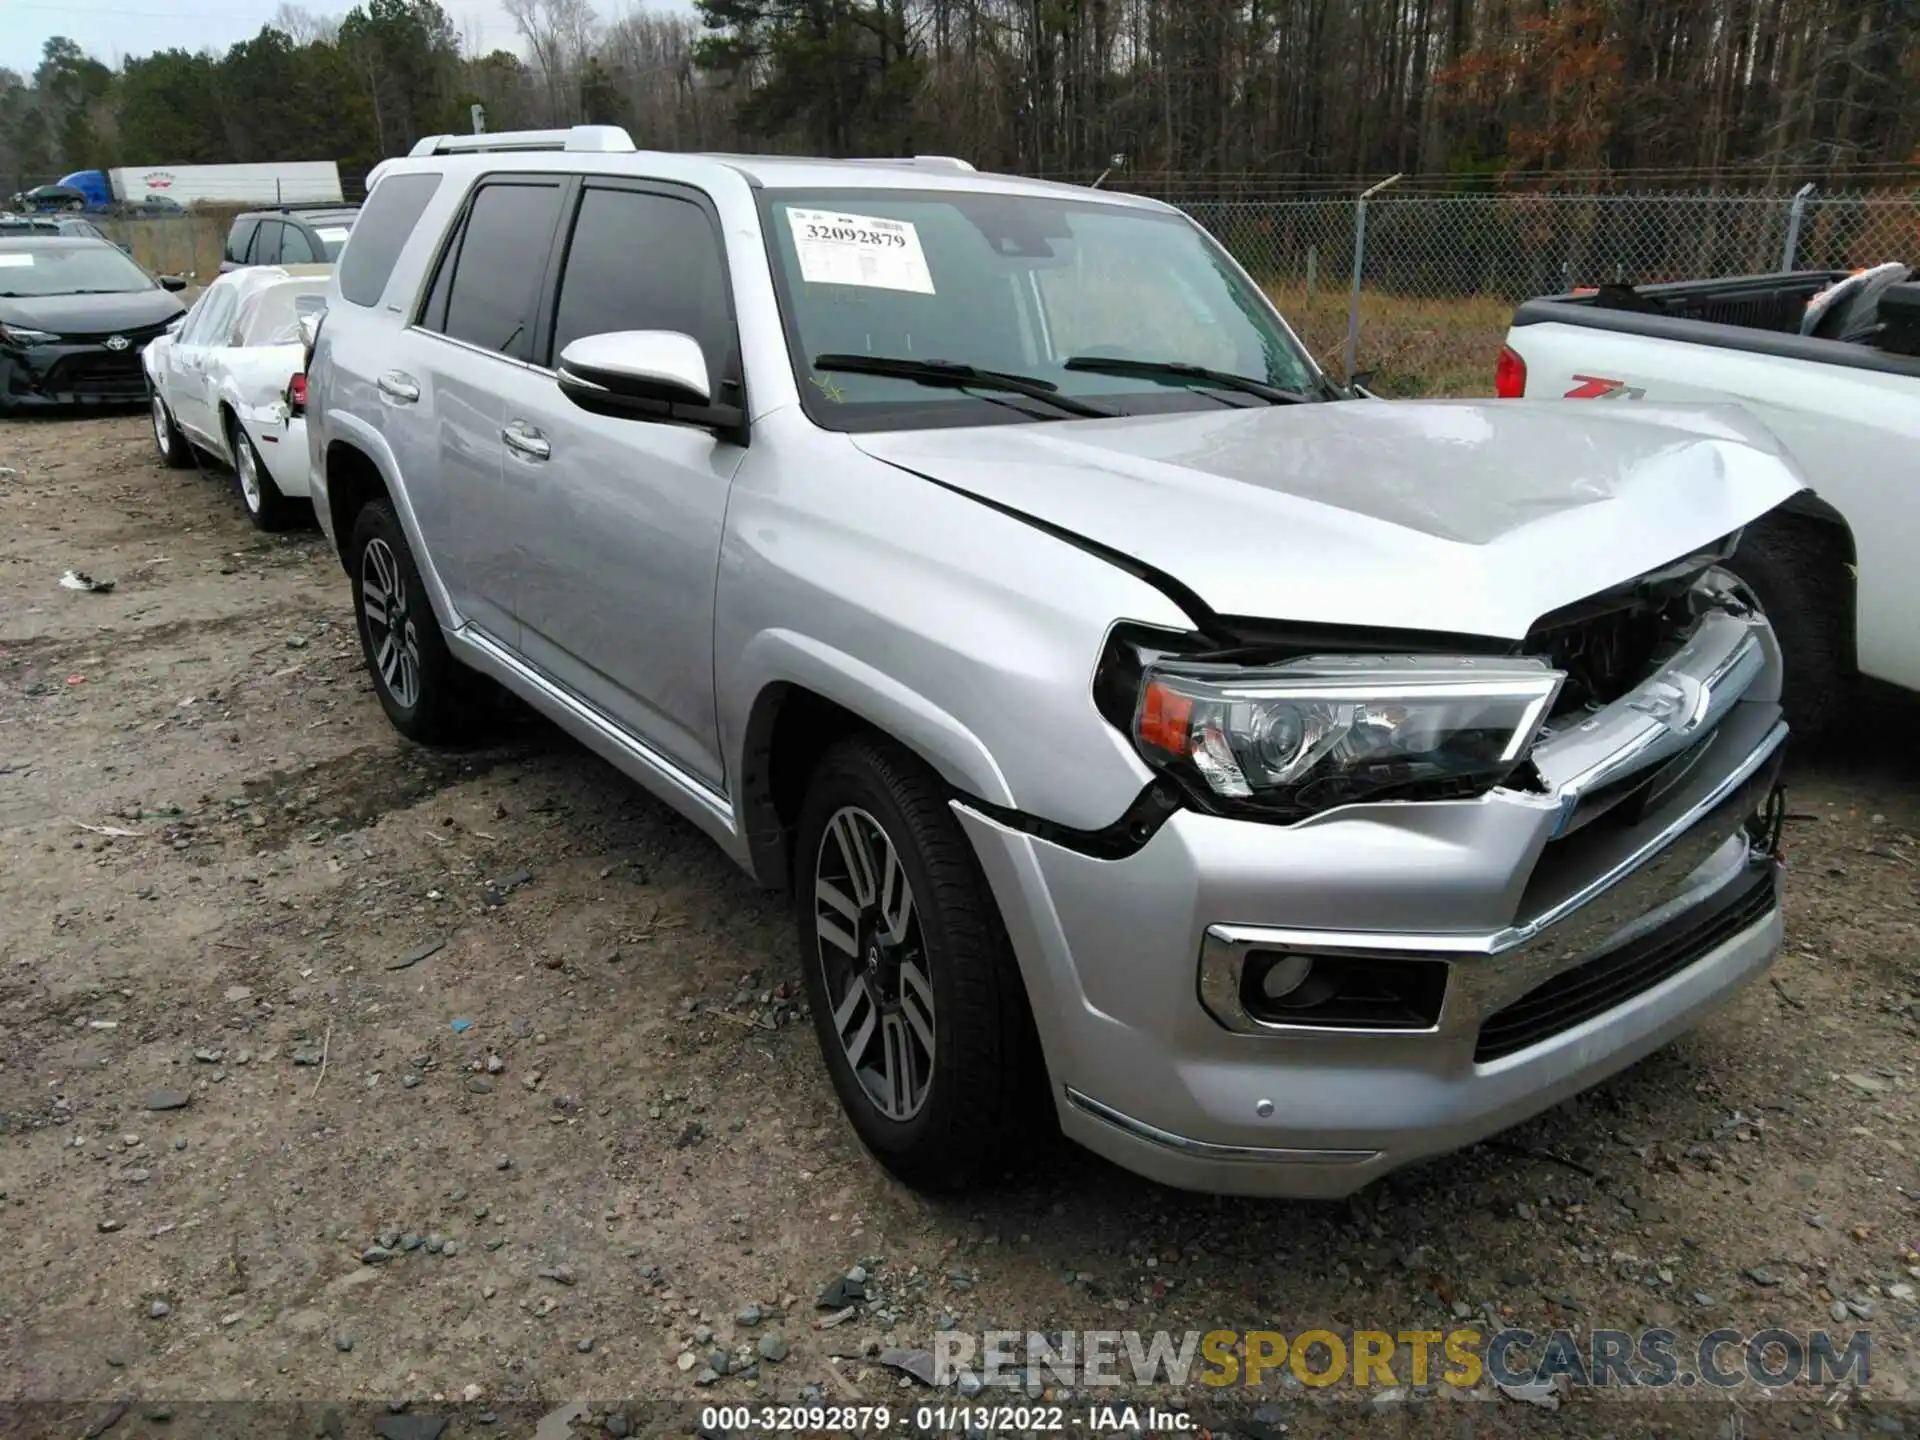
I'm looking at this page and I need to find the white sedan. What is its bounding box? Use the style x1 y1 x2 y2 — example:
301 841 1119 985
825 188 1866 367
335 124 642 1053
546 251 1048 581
144 264 328 530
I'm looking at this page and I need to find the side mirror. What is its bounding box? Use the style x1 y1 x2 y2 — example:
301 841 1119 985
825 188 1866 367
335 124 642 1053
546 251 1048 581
559 330 712 408
159 274 187 292
165 316 185 336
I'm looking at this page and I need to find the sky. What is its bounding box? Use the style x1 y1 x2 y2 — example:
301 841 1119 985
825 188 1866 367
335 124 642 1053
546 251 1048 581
3 0 697 77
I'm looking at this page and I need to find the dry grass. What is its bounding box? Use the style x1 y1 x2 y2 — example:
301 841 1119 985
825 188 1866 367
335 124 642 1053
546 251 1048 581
1265 285 1511 397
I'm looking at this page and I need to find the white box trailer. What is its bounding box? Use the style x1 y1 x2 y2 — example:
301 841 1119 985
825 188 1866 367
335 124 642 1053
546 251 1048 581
108 162 344 207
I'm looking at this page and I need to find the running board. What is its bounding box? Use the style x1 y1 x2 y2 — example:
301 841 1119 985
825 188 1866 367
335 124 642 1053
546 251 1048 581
450 627 745 860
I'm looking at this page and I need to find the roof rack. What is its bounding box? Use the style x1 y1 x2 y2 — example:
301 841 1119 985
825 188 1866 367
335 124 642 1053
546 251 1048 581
408 125 637 157
837 155 977 171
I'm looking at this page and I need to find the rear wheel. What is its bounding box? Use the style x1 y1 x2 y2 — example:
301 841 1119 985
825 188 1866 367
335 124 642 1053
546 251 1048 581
151 390 192 468
229 418 298 531
793 735 1046 1192
348 500 487 744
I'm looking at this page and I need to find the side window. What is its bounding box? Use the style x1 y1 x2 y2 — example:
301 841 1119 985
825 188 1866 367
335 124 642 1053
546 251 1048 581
549 185 732 393
226 217 259 264
339 171 441 308
279 224 318 265
427 180 566 362
249 222 282 265
187 287 236 346
175 291 211 342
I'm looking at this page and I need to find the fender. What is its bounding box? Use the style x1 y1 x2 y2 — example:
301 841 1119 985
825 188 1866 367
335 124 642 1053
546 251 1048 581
734 628 1016 884
320 408 467 636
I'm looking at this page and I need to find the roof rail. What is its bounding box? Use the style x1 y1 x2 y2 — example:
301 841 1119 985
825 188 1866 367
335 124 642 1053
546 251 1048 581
407 125 637 157
837 154 977 172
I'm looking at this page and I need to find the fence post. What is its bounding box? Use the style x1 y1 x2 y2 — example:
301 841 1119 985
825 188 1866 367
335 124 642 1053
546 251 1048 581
1781 183 1815 272
1345 173 1401 382
1306 244 1317 300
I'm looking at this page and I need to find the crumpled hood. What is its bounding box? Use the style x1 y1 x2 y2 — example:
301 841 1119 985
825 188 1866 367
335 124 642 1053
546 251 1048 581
851 398 1807 639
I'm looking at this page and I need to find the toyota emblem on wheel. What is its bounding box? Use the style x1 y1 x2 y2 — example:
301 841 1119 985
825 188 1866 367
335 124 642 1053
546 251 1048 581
104 335 129 351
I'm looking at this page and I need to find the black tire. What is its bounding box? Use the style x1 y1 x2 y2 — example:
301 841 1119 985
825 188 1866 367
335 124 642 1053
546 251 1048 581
150 389 193 469
348 499 486 744
792 734 1046 1192
1725 516 1853 743
228 416 299 532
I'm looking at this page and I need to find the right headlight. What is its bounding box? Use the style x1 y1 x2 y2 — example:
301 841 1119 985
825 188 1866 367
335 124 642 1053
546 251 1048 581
1130 653 1563 819
0 321 58 346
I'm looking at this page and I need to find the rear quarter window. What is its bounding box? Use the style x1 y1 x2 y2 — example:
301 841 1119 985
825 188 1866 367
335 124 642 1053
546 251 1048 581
226 217 259 264
339 172 442 308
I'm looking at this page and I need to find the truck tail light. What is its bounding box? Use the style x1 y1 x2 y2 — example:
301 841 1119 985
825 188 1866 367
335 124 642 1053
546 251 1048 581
286 372 307 415
1494 345 1527 398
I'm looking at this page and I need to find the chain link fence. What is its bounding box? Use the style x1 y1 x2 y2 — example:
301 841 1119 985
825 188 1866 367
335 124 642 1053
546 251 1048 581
1161 188 1920 393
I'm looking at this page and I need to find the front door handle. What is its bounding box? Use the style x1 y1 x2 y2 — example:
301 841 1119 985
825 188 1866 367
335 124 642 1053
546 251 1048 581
377 371 419 404
502 420 550 461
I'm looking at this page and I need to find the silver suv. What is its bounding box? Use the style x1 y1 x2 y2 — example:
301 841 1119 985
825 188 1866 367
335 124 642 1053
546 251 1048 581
307 127 1805 1196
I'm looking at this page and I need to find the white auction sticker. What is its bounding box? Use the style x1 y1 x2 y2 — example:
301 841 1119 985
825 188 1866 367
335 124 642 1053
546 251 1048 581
316 227 351 244
786 207 934 294
0 253 35 268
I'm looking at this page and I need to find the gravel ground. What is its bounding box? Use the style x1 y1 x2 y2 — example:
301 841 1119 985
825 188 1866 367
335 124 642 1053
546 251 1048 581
3 413 1919 1440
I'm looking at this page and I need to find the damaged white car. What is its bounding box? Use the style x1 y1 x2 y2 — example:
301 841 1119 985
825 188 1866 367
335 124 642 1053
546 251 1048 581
144 264 327 529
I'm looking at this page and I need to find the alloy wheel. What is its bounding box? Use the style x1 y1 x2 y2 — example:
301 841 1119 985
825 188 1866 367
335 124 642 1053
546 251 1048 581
360 537 422 709
813 806 935 1121
235 434 262 512
151 395 169 456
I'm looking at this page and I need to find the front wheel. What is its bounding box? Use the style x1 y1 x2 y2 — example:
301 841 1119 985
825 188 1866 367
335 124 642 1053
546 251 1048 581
151 390 192 469
348 500 486 744
1726 518 1853 743
793 735 1045 1192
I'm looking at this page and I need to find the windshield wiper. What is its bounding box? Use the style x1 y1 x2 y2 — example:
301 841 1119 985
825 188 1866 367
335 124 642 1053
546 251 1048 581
812 353 1115 418
1063 356 1317 405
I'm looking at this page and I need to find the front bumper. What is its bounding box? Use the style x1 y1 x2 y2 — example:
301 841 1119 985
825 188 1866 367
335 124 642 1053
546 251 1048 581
2 339 153 408
959 596 1789 1198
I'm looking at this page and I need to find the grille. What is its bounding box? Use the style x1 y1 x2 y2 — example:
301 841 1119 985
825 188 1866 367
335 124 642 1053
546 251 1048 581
1474 863 1778 1064
1525 599 1673 718
42 351 147 400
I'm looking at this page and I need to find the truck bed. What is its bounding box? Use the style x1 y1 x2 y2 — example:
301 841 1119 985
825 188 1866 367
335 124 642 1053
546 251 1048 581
1512 272 1920 381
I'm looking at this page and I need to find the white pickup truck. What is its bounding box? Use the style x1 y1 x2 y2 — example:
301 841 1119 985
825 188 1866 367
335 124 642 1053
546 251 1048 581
1497 267 1920 738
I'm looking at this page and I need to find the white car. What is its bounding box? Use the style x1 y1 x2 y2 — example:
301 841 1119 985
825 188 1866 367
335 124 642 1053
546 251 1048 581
144 264 329 529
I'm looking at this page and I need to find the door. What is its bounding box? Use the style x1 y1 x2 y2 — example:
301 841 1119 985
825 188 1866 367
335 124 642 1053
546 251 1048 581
171 283 236 443
502 180 745 787
405 176 570 646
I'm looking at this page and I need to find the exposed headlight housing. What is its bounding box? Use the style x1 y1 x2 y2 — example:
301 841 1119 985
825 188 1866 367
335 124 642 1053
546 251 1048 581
1130 653 1562 819
0 321 58 346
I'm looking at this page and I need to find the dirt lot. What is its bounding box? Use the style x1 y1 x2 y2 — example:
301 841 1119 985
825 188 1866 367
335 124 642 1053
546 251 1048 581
3 413 1920 1440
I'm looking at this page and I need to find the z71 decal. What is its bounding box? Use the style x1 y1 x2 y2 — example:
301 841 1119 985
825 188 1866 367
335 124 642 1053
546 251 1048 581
1565 374 1647 400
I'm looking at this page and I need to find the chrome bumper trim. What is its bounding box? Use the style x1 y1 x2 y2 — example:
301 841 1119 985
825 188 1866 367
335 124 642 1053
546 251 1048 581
1529 601 1771 838
1199 717 1787 1034
1063 1087 1380 1166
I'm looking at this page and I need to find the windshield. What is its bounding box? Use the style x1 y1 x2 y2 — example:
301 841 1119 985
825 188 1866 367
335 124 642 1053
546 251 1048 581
760 188 1320 431
0 244 154 297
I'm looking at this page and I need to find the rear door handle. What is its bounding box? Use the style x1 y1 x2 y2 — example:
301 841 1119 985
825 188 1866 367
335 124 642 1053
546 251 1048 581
502 420 550 461
377 371 419 404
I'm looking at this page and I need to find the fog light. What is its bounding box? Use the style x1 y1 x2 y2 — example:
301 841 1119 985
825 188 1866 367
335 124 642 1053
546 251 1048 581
1260 953 1314 1000
1236 950 1448 1030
